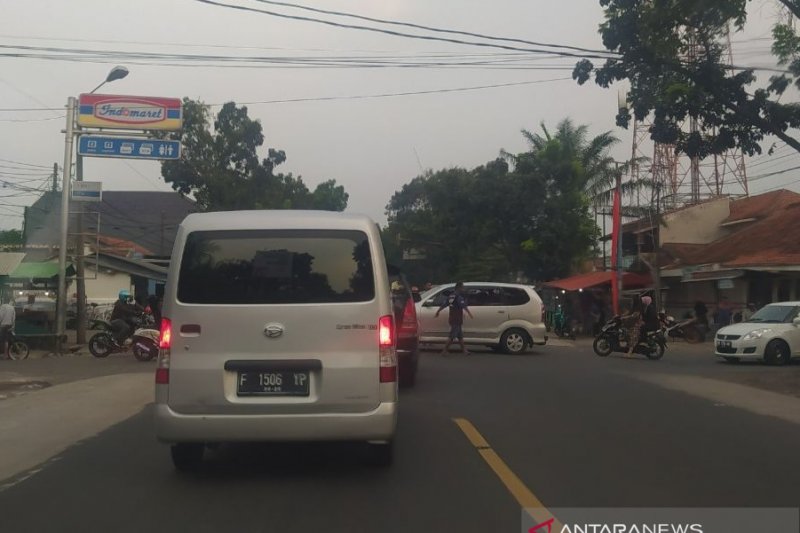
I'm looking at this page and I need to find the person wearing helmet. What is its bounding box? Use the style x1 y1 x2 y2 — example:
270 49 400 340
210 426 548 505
109 289 144 345
640 295 660 342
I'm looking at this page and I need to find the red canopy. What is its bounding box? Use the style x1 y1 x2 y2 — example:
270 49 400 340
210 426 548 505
544 271 652 292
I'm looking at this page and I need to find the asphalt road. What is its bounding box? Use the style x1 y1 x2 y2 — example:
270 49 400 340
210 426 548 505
1 341 799 533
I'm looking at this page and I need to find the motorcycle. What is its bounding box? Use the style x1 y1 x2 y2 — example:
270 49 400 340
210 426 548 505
551 307 577 340
592 315 667 360
660 314 705 344
89 313 160 361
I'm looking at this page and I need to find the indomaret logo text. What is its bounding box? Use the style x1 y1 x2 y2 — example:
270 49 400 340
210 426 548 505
95 101 165 123
530 519 704 533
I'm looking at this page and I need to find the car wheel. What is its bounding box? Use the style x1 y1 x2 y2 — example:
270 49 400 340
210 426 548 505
365 442 393 467
722 356 740 364
500 328 528 355
764 339 790 366
170 443 204 472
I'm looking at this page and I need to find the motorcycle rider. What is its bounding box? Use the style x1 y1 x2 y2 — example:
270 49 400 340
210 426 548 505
110 289 144 345
640 296 660 341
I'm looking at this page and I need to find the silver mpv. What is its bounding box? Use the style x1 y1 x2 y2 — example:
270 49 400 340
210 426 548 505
154 211 398 470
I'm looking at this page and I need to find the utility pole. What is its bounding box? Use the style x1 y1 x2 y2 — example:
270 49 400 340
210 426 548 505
75 154 87 344
56 97 77 352
653 182 663 311
52 163 58 192
615 164 624 312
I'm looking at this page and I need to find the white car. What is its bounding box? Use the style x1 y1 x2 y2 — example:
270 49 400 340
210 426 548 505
416 282 547 354
715 302 800 365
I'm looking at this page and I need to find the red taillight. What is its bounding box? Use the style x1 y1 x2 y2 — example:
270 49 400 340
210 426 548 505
156 317 171 384
379 315 397 383
379 315 394 347
159 318 172 349
400 298 418 332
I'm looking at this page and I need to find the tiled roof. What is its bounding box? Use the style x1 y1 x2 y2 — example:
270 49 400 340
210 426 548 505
25 191 196 256
667 190 800 269
724 189 800 223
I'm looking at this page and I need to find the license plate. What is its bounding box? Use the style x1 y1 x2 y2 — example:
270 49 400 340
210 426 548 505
717 341 732 349
236 370 310 396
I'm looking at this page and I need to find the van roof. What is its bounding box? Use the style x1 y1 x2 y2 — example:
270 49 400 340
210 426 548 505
180 210 377 232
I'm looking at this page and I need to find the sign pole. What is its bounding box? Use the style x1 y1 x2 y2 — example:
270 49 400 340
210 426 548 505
57 96 77 352
75 152 87 345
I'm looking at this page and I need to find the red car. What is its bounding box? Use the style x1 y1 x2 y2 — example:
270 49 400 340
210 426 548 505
389 266 419 388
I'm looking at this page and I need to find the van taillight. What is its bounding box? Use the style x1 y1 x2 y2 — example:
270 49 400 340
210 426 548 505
156 318 171 385
378 315 397 383
159 318 172 349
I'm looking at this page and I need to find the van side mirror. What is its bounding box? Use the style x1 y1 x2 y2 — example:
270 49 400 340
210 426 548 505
793 317 800 327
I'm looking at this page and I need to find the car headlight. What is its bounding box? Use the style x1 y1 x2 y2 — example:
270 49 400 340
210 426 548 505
742 328 773 341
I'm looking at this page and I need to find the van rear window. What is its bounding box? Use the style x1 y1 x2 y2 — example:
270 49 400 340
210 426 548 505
177 229 375 304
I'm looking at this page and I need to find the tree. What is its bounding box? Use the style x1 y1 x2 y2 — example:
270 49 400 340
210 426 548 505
160 99 348 211
574 1 800 158
0 229 22 246
385 119 609 282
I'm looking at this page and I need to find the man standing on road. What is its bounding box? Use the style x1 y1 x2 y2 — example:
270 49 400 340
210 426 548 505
0 295 16 359
435 282 473 355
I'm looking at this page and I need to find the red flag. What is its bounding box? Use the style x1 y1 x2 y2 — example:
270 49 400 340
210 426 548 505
610 186 621 315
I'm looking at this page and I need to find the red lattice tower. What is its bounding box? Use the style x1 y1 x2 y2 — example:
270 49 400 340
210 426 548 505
629 28 748 209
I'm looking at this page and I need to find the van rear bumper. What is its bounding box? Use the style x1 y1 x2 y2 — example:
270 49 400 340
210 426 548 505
154 402 397 443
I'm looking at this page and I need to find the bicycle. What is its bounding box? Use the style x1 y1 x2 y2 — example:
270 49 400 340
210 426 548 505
6 331 30 360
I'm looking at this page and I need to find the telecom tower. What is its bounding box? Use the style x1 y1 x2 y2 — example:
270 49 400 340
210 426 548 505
629 30 749 209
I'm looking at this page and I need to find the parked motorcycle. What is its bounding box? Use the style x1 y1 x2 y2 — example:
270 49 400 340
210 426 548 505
592 315 667 360
552 307 577 340
89 313 159 361
660 314 705 344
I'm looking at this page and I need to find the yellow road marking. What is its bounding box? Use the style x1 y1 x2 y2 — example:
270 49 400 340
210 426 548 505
453 417 563 531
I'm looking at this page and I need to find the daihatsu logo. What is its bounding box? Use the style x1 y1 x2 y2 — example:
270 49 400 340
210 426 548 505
264 324 284 339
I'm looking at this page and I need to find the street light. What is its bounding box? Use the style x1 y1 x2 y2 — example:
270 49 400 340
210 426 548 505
57 65 129 351
89 66 129 94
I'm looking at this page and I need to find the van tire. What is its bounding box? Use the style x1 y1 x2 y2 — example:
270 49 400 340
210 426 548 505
500 328 529 355
365 442 393 467
171 443 204 472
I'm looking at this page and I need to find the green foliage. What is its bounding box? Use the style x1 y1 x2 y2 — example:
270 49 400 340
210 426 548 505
0 229 22 245
385 119 609 283
160 99 348 212
575 0 800 157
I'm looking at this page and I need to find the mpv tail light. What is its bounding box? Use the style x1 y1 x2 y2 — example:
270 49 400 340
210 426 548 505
378 315 397 383
155 317 172 385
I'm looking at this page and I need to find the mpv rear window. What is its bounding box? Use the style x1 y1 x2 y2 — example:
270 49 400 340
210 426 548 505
177 229 375 304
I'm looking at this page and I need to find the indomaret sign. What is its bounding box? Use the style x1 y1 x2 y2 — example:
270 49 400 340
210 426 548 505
77 94 182 130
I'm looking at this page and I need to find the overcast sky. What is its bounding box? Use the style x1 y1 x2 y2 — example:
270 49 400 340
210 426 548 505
0 0 795 231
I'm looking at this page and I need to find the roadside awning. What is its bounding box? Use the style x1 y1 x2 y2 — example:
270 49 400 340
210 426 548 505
544 271 652 292
8 261 75 280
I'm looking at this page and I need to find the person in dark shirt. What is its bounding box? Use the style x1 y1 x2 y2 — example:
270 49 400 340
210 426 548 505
110 289 144 343
641 296 660 336
435 282 473 355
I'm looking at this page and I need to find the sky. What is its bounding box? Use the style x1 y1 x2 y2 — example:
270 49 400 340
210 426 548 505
0 0 796 232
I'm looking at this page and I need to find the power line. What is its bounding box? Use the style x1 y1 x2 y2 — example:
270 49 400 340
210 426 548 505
191 0 617 60
249 0 615 56
0 158 52 169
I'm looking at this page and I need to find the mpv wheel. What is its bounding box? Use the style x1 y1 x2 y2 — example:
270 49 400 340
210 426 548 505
171 443 204 472
500 328 528 355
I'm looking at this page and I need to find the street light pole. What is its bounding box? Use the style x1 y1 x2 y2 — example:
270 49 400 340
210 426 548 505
57 97 77 351
74 65 129 344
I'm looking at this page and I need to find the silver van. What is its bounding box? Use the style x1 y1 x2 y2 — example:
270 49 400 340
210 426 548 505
416 282 547 354
154 211 397 470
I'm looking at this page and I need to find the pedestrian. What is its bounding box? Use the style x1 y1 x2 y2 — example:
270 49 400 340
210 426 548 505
714 297 733 330
621 296 643 356
0 295 16 359
694 300 709 329
741 302 757 322
435 281 473 355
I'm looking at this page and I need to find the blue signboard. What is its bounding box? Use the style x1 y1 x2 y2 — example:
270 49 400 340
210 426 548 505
78 135 181 160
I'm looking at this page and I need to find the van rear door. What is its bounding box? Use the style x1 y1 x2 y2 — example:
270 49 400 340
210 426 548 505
167 229 383 416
